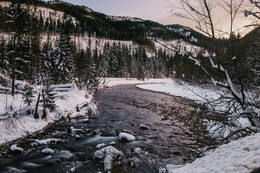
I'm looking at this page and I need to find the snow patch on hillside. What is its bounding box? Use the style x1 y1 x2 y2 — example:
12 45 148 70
108 15 144 22
153 39 202 57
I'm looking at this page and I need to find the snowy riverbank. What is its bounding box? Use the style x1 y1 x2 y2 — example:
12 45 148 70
136 80 221 103
0 84 96 145
165 132 260 173
134 79 260 173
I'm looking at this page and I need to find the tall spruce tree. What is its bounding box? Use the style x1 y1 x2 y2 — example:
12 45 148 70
5 0 31 95
53 18 74 84
0 38 7 75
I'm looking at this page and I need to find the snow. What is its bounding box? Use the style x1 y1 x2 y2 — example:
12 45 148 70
32 138 61 145
153 39 202 57
0 94 24 115
10 144 24 152
135 81 260 173
0 84 94 145
96 143 106 149
101 78 173 88
166 132 260 173
108 15 144 22
118 132 135 142
94 146 124 172
136 81 221 103
41 148 55 154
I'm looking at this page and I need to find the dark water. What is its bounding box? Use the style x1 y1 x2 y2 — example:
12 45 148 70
0 85 212 172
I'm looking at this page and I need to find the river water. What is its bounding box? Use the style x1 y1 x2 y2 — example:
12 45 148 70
0 85 214 172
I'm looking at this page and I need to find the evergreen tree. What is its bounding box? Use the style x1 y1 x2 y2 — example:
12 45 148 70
44 82 56 112
108 42 119 77
40 38 55 83
53 19 74 84
5 1 31 95
0 38 7 75
101 42 110 76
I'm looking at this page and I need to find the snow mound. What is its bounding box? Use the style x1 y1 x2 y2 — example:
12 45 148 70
10 144 24 152
32 138 61 145
96 143 106 149
94 146 124 172
118 132 135 142
41 148 55 154
166 132 260 173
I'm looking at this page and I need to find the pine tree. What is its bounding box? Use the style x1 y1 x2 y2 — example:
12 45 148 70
44 82 56 112
108 42 119 77
0 38 7 75
5 1 31 95
101 42 110 76
40 38 54 83
53 19 74 84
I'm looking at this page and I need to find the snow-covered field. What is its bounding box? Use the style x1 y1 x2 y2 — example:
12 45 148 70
0 83 95 145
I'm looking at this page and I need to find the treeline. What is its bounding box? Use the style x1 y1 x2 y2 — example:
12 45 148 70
0 1 179 91
0 0 189 45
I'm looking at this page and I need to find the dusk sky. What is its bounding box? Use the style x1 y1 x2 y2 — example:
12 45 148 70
44 0 254 36
46 0 190 26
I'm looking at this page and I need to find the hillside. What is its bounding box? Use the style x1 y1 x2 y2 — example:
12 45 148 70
0 0 206 46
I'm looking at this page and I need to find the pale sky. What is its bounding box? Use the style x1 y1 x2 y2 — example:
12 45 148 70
44 0 256 36
46 0 192 26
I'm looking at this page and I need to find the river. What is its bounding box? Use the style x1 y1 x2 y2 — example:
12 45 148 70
0 84 214 172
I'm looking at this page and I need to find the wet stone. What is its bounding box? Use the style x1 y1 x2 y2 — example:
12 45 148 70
140 124 149 130
91 129 101 136
100 130 116 137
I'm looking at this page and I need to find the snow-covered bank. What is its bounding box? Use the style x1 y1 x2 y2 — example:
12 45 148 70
136 80 260 173
136 80 221 103
166 132 260 173
101 78 173 88
0 84 95 145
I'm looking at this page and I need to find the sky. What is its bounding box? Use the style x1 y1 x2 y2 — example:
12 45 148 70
44 0 256 36
47 0 189 26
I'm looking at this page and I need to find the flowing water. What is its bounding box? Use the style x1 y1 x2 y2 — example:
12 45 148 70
0 85 214 172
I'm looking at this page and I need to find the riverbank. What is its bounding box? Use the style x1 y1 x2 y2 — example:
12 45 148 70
0 84 96 145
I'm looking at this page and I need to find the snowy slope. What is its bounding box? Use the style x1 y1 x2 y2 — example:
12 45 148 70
166 132 260 173
0 2 77 24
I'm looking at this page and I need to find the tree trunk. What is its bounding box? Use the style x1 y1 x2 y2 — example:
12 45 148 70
42 89 47 119
34 92 41 119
